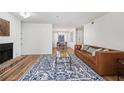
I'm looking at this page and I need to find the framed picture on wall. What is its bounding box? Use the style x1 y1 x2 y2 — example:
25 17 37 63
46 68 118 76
0 18 10 36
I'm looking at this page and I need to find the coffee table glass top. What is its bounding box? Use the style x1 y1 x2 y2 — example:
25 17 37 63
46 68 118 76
56 50 69 58
55 50 72 70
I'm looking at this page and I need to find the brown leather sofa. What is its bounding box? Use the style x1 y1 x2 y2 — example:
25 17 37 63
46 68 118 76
74 45 124 76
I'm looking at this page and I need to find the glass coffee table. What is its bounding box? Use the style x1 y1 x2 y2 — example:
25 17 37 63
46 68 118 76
55 50 72 70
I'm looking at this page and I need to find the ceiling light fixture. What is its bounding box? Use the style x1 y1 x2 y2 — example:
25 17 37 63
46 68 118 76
19 12 31 18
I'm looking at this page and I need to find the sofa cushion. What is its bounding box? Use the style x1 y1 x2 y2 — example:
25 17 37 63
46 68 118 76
86 47 97 54
78 50 96 64
75 50 96 71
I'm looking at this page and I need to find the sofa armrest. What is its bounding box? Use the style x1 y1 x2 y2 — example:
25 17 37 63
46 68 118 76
74 45 82 54
74 45 82 50
95 51 124 75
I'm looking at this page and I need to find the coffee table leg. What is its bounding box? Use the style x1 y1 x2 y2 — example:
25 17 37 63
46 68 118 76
70 57 72 70
54 57 57 79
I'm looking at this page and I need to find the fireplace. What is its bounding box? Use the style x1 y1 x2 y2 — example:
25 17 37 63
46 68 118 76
0 43 13 64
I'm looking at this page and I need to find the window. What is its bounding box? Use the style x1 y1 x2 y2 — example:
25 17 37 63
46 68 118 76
58 35 64 42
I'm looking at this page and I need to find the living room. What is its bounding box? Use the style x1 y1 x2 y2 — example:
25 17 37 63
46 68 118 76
0 12 104 80
1 12 124 81
1 0 124 93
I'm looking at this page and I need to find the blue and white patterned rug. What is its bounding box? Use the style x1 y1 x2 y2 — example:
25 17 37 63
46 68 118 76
19 54 104 81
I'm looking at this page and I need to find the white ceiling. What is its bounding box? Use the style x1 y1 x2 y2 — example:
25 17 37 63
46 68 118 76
11 12 107 29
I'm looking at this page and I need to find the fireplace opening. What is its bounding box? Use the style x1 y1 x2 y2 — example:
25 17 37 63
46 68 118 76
0 43 13 64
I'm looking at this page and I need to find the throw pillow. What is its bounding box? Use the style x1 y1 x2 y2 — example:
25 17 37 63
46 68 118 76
83 45 89 51
103 48 109 51
86 47 97 54
92 48 102 56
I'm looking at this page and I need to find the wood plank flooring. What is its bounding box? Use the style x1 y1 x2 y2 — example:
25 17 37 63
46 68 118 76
0 47 123 81
0 55 39 81
52 47 74 55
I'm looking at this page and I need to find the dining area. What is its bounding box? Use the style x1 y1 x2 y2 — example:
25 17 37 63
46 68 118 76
57 42 67 50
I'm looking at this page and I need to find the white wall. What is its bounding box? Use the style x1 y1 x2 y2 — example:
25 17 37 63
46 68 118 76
0 12 21 58
22 23 52 55
76 27 84 44
68 29 76 49
84 13 124 51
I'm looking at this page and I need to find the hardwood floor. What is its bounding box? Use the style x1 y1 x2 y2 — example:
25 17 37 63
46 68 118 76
0 47 123 81
0 55 39 81
52 47 74 55
103 75 124 81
